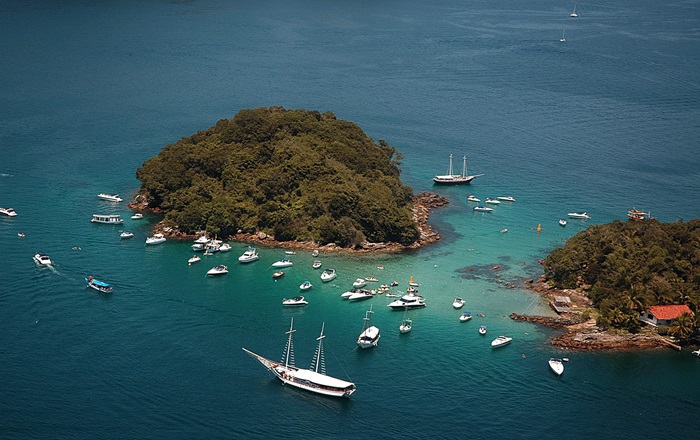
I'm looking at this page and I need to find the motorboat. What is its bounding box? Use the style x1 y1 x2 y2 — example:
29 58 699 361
473 206 493 212
628 208 653 222
206 265 228 275
188 255 201 265
97 193 123 202
285 251 296 255
33 253 52 266
340 288 366 299
312 249 319 257
452 297 465 309
130 213 143 220
479 325 487 335
408 276 420 287
282 296 308 306
299 281 313 290
357 305 380 349
484 198 501 205
390 281 399 287
377 284 390 293
145 233 166 245
194 235 211 244
219 243 232 252
549 358 565 376
242 319 357 398
365 276 378 282
399 316 413 334
567 212 590 219
205 240 222 253
352 278 368 288
192 243 206 252
405 286 419 294
433 154 483 185
497 196 515 202
348 289 374 301
271 258 293 268
321 268 337 282
85 276 113 293
312 260 322 269
238 247 259 263
388 293 426 310
692 349 700 357
0 207 18 216
120 231 134 239
385 292 399 298
491 335 513 348
467 195 480 203
459 311 472 322
559 219 567 227
272 271 285 279
203 250 215 256
91 214 123 224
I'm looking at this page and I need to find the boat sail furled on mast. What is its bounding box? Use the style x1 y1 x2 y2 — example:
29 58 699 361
433 154 483 185
243 318 357 398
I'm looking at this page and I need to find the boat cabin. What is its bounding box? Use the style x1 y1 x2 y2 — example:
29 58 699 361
639 305 693 327
91 214 123 224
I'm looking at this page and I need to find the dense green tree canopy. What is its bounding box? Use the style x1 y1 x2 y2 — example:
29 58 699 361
136 107 419 247
542 219 700 331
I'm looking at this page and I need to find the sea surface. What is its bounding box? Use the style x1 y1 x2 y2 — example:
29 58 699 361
1 1 699 438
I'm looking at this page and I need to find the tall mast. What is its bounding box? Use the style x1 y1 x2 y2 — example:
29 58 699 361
282 318 296 368
448 154 454 176
310 322 326 375
462 156 467 177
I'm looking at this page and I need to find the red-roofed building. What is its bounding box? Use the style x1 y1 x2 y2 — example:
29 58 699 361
640 305 694 327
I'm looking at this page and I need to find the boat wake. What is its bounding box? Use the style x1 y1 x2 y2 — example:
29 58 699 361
0 173 13 177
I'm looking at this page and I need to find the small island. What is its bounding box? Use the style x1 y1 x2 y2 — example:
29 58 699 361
132 107 447 252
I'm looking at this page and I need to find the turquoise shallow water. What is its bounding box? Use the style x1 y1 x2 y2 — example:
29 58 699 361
1 1 699 438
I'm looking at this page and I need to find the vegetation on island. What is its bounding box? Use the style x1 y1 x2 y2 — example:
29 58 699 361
542 219 700 339
135 107 420 247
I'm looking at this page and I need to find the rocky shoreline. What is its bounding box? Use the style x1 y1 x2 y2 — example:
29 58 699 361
129 191 449 255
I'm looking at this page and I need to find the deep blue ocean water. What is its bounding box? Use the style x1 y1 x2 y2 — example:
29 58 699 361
1 1 699 438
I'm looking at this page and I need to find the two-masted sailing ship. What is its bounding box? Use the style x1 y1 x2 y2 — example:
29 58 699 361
433 154 483 185
243 318 357 398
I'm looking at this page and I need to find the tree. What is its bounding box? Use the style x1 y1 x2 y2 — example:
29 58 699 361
669 312 695 340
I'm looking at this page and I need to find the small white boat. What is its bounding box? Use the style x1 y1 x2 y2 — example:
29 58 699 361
347 289 374 301
365 276 378 282
484 198 501 205
399 316 412 334
467 195 480 203
283 296 308 306
145 233 166 245
549 358 565 376
238 247 259 263
321 268 337 282
205 240 222 253
0 207 18 216
357 305 380 349
299 281 313 290
559 219 567 227
452 297 465 309
272 271 285 279
219 243 232 252
497 196 515 202
570 2 578 17
459 311 472 322
206 265 228 275
408 276 420 287
284 251 296 255
352 278 368 288
33 253 52 266
120 231 134 239
479 325 487 335
194 235 211 244
130 213 143 220
312 249 319 257
567 212 590 219
491 335 513 348
692 349 700 357
312 260 322 269
188 255 201 265
85 276 113 293
97 193 123 202
91 214 123 224
473 206 494 212
191 243 206 252
405 286 419 294
272 258 293 268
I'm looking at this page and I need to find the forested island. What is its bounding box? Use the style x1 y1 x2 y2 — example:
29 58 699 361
532 219 700 348
133 107 444 250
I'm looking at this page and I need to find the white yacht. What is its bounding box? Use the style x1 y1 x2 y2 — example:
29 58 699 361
352 278 368 288
459 311 473 322
33 253 52 266
271 258 293 268
312 260 322 269
452 297 465 309
188 255 201 265
357 305 380 349
320 268 337 282
91 214 123 224
97 193 123 202
491 336 513 348
194 235 211 244
466 195 481 203
484 198 501 205
219 243 232 252
130 213 143 220
145 233 166 245
282 296 308 306
120 231 134 239
497 196 516 202
567 212 590 219
549 358 565 376
473 206 494 212
238 247 259 263
388 293 426 310
299 281 313 290
347 289 374 301
0 207 18 216
206 265 228 275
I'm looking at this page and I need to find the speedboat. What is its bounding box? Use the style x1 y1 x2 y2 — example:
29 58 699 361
219 243 232 252
559 219 567 227
491 335 513 348
390 281 399 287
206 265 228 275
271 258 293 268
497 196 515 202
192 243 206 252
91 214 123 224
33 253 52 266
692 349 700 357
452 297 465 309
352 278 368 288
188 255 201 265
0 207 18 216
321 268 337 282
238 247 259 263
549 358 565 376
130 213 143 220
484 198 501 205
272 271 285 279
567 212 590 219
97 193 123 202
365 276 378 282
312 260 322 269
467 195 480 202
194 235 211 244
145 233 166 245
284 251 296 255
357 306 380 349
399 317 412 334
348 289 374 301
299 281 313 290
479 325 487 335
473 206 493 212
340 289 365 299
388 293 426 310
120 231 134 239
283 296 308 306
85 276 113 293
408 276 420 287
459 311 472 322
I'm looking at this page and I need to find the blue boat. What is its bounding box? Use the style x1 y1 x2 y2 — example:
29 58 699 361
85 276 113 293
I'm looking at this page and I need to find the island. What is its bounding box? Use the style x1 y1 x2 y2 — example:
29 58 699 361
132 107 448 252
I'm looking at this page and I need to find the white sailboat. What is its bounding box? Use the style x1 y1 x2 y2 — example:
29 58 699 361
399 310 412 334
570 3 578 18
242 319 357 398
433 154 483 185
357 305 380 349
560 29 566 42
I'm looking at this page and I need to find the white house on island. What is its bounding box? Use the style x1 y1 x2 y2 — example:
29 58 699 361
639 305 693 327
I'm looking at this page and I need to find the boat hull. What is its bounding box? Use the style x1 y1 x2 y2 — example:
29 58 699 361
549 359 564 376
